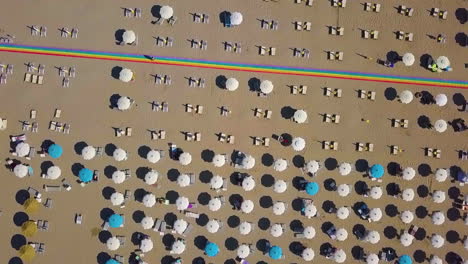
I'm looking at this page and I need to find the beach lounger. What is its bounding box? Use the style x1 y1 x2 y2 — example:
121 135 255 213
200 40 207 50
224 41 233 52
185 132 194 141
271 20 278 30
116 236 126 247
218 133 227 142
295 0 301 3
22 121 31 131
304 22 311 31
31 26 40 36
164 75 172 85
54 109 61 118
71 28 78 38
366 143 374 152
185 104 193 112
254 108 263 118
28 187 41 199
31 74 38 84
390 145 400 155
0 74 6 84
269 47 276 56
36 75 44 85
263 137 270 147
368 91 376 100
306 0 313 6
125 127 132 137
227 135 235 144
38 64 45 75
162 102 169 112
259 46 266 55
169 16 178 25
26 147 36 160
195 105 203 114
234 43 242 53
96 147 103 156
31 122 38 133
202 14 210 23
135 8 142 17
61 27 69 38
44 185 62 192
431 8 440 17
194 132 201 141
334 88 342 97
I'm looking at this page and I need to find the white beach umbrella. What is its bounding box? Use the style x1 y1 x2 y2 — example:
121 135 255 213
304 204 317 218
14 164 28 178
432 212 445 225
260 80 273 94
402 53 415 66
144 171 159 185
242 176 255 191
230 12 243 26
337 184 351 197
141 216 155 230
113 148 127 161
208 198 222 212
434 169 448 182
241 200 254 214
336 228 348 241
117 96 131 110
302 248 315 261
432 190 445 203
210 175 223 189
270 224 283 237
305 160 320 174
212 154 226 167
402 167 416 181
179 152 192 166
369 208 382 222
147 150 161 164
225 78 239 91
434 119 447 133
399 90 414 104
431 234 445 248
174 219 188 234
400 232 414 247
273 159 288 172
293 109 308 123
366 254 379 264
171 240 186 255
82 146 96 160
176 196 189 210
339 163 352 176
16 142 30 157
112 170 126 184
107 237 120 251
119 69 133 83
369 186 383 199
140 238 153 253
436 56 450 69
239 221 252 235
177 174 190 187
429 256 443 264
110 192 124 206
273 202 286 215
273 180 287 193
336 207 349 220
241 155 255 169
122 31 136 44
292 137 306 151
303 226 316 239
160 5 174 19
237 244 250 259
401 210 414 224
366 230 380 244
402 188 415 202
47 166 61 179
206 219 220 234
435 94 448 107
333 249 346 263
142 193 156 207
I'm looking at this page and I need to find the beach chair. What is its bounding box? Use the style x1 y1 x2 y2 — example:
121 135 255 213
368 91 376 100
182 223 193 236
96 147 103 156
0 74 6 84
31 74 38 84
431 8 440 17
185 104 193 112
194 132 201 141
31 122 38 133
92 170 99 182
406 33 414 42
390 145 400 155
39 26 47 37
22 121 31 131
195 105 203 114
439 11 448 19
71 28 78 38
36 75 44 85
125 127 132 136
227 135 235 144
117 236 126 246
291 85 299 94
31 26 40 36
334 88 342 97
124 8 132 17
224 42 233 52
54 109 61 118
366 143 374 152
362 30 370 39
306 0 313 6
259 46 266 56
269 47 276 56
332 114 340 123
234 43 242 53
135 8 142 17
202 14 210 23
164 75 172 85
185 212 200 219
304 22 312 31
166 37 173 47
295 0 301 3
44 185 62 192
201 40 208 50
38 64 45 75
263 137 270 147
49 121 56 131
169 16 178 25
263 109 271 119
302 49 310 58
185 132 194 141
26 147 36 160
254 108 263 117
162 102 169 112
254 137 261 146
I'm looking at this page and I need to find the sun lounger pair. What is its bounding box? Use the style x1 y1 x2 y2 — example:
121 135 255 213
193 13 210 23
431 8 447 19
323 141 339 150
390 145 402 155
185 132 201 141
37 220 49 230
124 8 141 17
426 148 441 158
28 187 42 200
392 119 409 128
185 104 203 114
358 90 376 100
295 0 313 5
327 51 344 61
362 30 379 39
253 108 273 119
332 0 346 7
396 31 414 41
151 130 166 140
364 3 380 12
398 6 414 16
293 48 310 58
218 133 235 144
24 73 44 84
253 137 270 147
291 85 308 95
323 114 340 124
295 21 312 31
356 142 374 152
324 87 342 97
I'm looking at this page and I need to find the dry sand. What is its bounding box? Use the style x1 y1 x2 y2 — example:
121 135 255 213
0 0 467 264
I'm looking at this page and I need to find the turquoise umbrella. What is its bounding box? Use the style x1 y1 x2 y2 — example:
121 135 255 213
108 214 123 228
105 259 120 264
305 182 319 196
369 164 384 178
48 144 63 159
269 246 283 260
79 168 93 183
204 242 219 257
399 255 412 264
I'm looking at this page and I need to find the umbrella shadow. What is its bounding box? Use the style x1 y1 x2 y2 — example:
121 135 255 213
255 239 270 252
161 256 178 264
352 224 366 238
321 221 334 234
413 250 426 263
322 200 336 213
280 106 296 119
40 161 54 175
247 77 260 92
71 163 84 176
292 198 303 211
74 141 87 155
259 196 273 208
385 204 399 217
138 145 151 159
215 75 227 89
150 5 162 18
386 183 400 196
229 194 243 206
419 54 432 69
97 252 111 264
132 210 145 223
40 139 54 151
452 93 466 106
134 188 147 202
201 149 215 162
162 234 175 250
11 234 26 250
292 155 305 168
167 168 180 182
261 174 274 187
448 186 460 200
164 213 177 226
199 170 213 183
196 214 209 226
8 257 23 264
227 215 240 228
319 242 333 256
289 241 305 256
386 162 400 176
292 176 306 190
351 246 365 260
261 153 274 166
417 163 432 176
165 190 179 204
354 181 368 195
414 228 426 240
219 11 231 24
386 51 400 63
109 94 120 109
446 230 460 243
197 192 211 205
455 32 467 47
131 232 144 245
224 259 235 264
111 66 123 79
104 165 117 179
384 226 397 239
15 189 30 205
455 8 467 24
102 187 115 200
324 158 338 170
324 178 337 191
225 237 239 251
355 159 369 172
445 252 463 264
13 212 29 226
416 185 429 198
194 235 208 250
98 230 112 243
114 29 125 43
100 208 114 221
447 208 460 221
136 167 150 180
289 219 303 232
415 206 428 218
417 115 432 129
384 87 397 101
105 143 117 156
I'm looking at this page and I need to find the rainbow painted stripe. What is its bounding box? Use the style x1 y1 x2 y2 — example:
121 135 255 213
0 43 466 89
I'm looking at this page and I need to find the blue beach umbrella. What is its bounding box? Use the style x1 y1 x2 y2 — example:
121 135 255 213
108 214 123 228
79 168 93 183
369 164 384 178
105 259 120 264
48 144 63 158
204 242 219 257
305 182 319 196
399 255 412 264
269 246 283 260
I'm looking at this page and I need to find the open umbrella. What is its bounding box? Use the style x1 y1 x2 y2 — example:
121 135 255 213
304 203 317 218
431 211 445 225
208 198 222 212
270 223 283 237
434 119 447 133
141 216 154 230
436 56 450 69
432 190 445 203
273 202 285 215
176 196 189 210
117 96 131 110
24 198 40 213
431 234 444 248
82 145 96 160
337 184 351 197
206 219 220 233
177 174 190 187
402 188 415 201
400 232 414 247
174 219 188 234
269 246 283 260
399 90 414 104
47 166 61 179
122 31 136 44
369 164 384 178
369 186 382 199
110 192 124 206
401 210 414 224
402 53 415 66
334 249 346 263
225 77 239 91
399 255 412 264
212 154 226 167
305 182 319 196
369 208 382 222
302 248 315 261
113 148 127 161
140 238 153 253
435 94 447 107
16 142 30 157
237 244 250 259
305 160 320 174
143 193 156 207
366 230 380 244
336 228 348 241
274 180 287 193
19 244 35 262
434 168 448 182
274 159 288 172
108 214 123 228
145 171 158 185
230 12 243 26
210 175 223 189
48 144 63 158
429 256 443 264
147 150 161 163
366 253 379 264
303 226 316 239
294 109 308 123
292 137 306 151
171 240 186 254
241 200 254 213
179 152 192 165
339 163 352 176
205 242 220 257
14 164 28 178
260 80 273 94
79 168 93 183
402 167 415 181
112 170 125 184
160 5 174 19
241 155 255 169
22 221 38 237
239 221 252 235
336 206 349 219
242 176 255 191
107 237 120 251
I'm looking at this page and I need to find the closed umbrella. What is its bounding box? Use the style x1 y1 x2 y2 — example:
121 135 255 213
144 170 158 185
273 202 286 215
239 221 252 235
366 230 380 244
205 242 220 257
274 159 287 172
16 142 30 157
339 163 352 176
273 180 287 193
141 216 154 230
336 206 349 220
333 249 346 263
206 219 220 233
302 248 315 261
431 211 445 225
237 244 250 259
431 234 444 248
208 198 222 212
107 237 120 251
160 5 174 19
140 238 153 253
171 240 186 254
241 200 254 213
369 186 382 199
82 145 96 160
270 224 283 237
48 144 63 158
305 182 319 196
294 109 308 123
79 168 93 183
174 219 188 234
303 226 316 239
399 90 414 104
47 166 61 179
366 253 379 264
432 190 445 203
176 196 189 210
401 210 414 224
305 160 320 174
14 164 28 178
402 53 415 66
260 80 273 94
230 12 243 26
434 119 447 133
110 192 124 206
435 94 447 107
292 137 306 151
242 176 255 191
122 31 136 44
112 170 125 184
436 56 450 69
117 96 131 110
434 168 448 182
400 232 414 247
210 175 223 189
147 150 161 163
402 167 416 181
113 148 127 161
179 152 192 165
143 193 156 207
212 154 226 167
369 208 382 222
242 155 255 169
177 174 190 187
336 228 348 241
429 256 443 264
225 78 239 91
402 188 415 201
337 184 351 197
304 203 317 218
